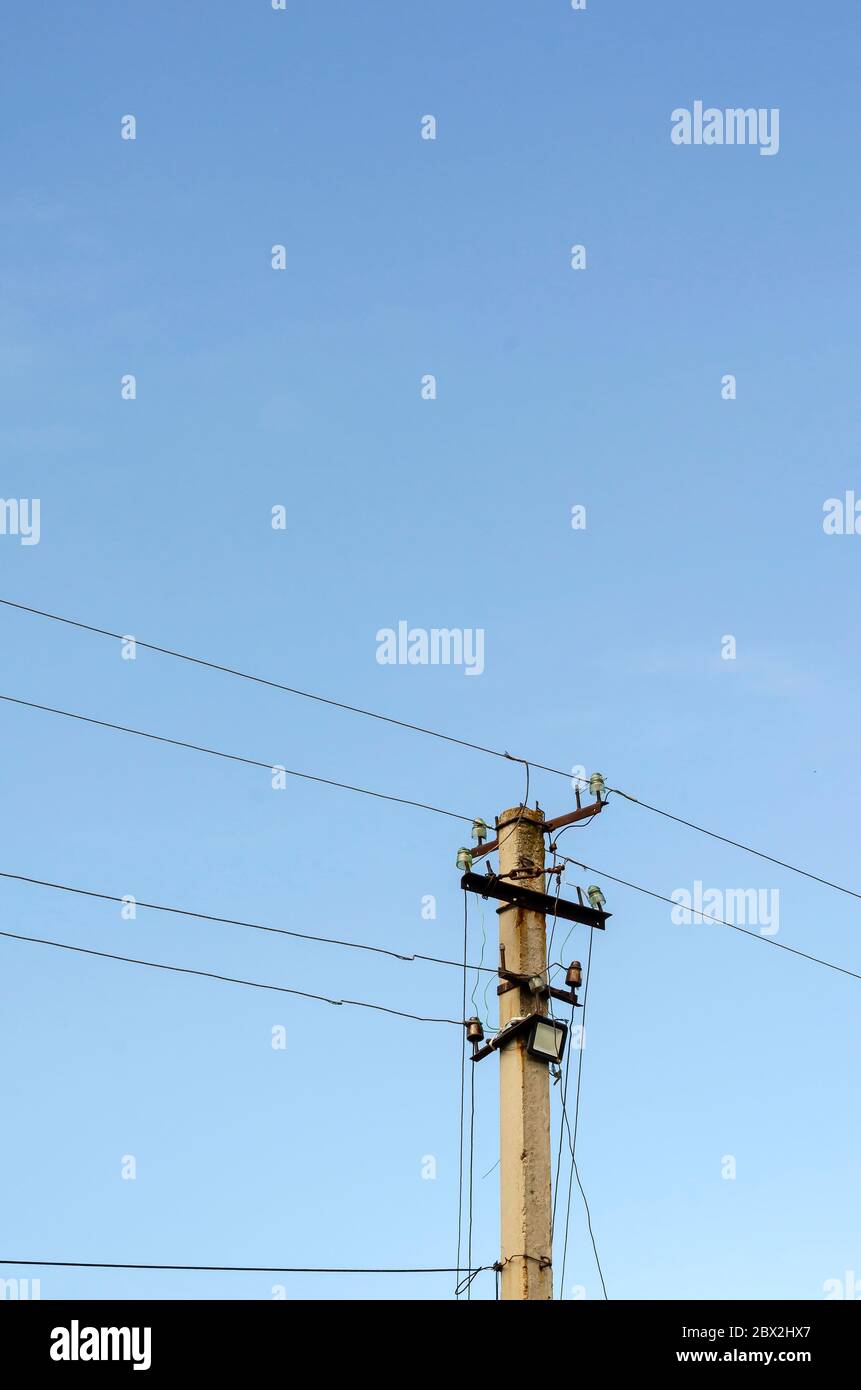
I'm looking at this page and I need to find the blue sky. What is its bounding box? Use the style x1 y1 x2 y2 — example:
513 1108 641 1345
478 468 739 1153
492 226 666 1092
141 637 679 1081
1 0 859 1301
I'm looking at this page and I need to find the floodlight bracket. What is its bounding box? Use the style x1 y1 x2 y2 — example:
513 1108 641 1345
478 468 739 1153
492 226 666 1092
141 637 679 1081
470 1012 569 1065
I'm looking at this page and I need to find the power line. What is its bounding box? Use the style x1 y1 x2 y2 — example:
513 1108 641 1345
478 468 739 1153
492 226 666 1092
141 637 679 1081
0 595 535 769
0 1258 490 1276
4 596 858 905
551 1007 572 1249
0 927 463 1025
546 855 564 971
559 928 608 1299
456 894 468 1298
0 868 497 976
608 787 861 904
559 856 861 984
550 902 575 1251
0 693 475 824
468 1052 476 1301
470 899 490 1023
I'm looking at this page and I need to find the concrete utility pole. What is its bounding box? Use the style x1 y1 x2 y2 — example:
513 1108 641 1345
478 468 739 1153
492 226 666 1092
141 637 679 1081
496 804 553 1300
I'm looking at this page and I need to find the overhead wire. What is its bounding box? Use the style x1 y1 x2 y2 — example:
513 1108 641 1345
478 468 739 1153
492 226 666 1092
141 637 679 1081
609 786 861 903
480 922 498 1033
470 899 487 1015
4 594 860 1302
0 693 478 824
550 924 575 1248
0 867 498 976
456 892 469 1299
0 927 464 1024
558 856 861 984
3 595 860 902
0 595 532 771
559 927 608 1299
546 850 564 970
468 1049 476 1300
0 1258 491 1276
491 758 531 857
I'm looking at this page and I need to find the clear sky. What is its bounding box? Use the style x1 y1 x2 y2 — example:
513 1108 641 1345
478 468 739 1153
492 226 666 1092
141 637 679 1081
1 0 859 1302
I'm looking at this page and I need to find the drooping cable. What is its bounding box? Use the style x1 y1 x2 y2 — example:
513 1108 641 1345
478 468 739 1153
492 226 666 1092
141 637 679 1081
559 927 608 1299
0 927 463 1025
456 892 468 1298
0 867 497 975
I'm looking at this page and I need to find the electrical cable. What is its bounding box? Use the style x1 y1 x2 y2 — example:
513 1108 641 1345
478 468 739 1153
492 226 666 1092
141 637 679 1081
0 868 498 975
480 945 497 1035
548 804 602 863
454 1265 485 1297
558 856 861 984
0 1258 490 1276
0 927 464 1024
468 1053 476 1301
553 920 579 977
0 693 477 825
546 853 564 969
4 596 860 902
559 927 608 1299
550 948 575 1251
548 886 572 1279
491 759 531 857
456 892 468 1299
5 598 858 1300
609 786 861 903
0 595 536 773
470 899 488 1021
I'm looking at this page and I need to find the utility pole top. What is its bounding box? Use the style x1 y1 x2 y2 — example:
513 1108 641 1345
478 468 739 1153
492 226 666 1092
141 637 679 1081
496 804 544 830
